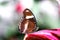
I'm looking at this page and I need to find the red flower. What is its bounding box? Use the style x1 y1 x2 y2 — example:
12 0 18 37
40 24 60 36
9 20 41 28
24 29 60 40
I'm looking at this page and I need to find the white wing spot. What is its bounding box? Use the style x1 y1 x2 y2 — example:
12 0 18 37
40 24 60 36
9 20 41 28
26 15 34 19
22 21 29 33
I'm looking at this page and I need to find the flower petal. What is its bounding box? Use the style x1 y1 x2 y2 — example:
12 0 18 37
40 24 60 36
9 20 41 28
24 29 60 40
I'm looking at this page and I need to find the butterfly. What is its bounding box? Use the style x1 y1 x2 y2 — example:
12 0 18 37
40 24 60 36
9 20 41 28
18 8 39 34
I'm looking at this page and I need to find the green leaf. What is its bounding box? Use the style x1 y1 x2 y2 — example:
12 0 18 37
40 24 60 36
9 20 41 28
0 1 9 6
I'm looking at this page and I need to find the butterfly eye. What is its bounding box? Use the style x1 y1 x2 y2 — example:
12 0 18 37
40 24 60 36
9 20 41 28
19 8 38 34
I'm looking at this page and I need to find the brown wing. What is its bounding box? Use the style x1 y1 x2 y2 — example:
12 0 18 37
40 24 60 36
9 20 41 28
23 8 33 18
19 8 37 34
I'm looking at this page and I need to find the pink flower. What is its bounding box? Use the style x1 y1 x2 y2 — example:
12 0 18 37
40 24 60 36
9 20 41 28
24 29 60 40
15 3 23 13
